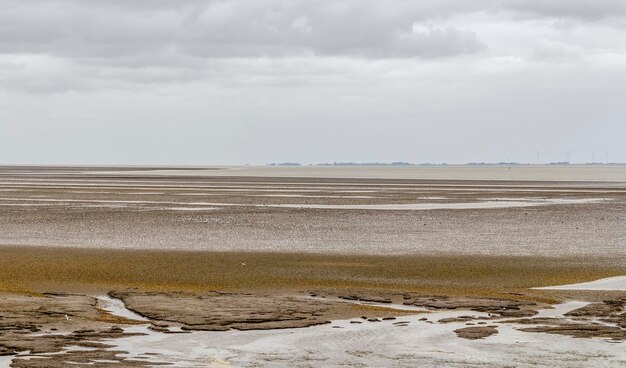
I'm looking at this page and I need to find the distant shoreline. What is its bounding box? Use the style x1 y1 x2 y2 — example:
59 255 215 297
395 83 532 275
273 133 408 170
269 162 626 167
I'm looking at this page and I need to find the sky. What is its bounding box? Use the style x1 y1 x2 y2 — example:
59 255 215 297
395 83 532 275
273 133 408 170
1 0 625 165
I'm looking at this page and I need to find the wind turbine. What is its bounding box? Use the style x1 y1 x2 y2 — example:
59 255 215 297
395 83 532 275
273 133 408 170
563 151 571 164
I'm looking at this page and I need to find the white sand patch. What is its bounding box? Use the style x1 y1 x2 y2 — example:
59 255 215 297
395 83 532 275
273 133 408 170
535 276 626 291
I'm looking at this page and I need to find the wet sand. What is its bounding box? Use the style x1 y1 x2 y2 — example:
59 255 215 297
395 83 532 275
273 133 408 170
0 166 624 256
0 166 625 366
1 246 624 298
1 282 625 367
1 247 625 366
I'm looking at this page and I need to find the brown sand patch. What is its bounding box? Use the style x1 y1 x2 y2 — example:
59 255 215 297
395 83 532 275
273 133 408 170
0 246 623 304
454 326 499 339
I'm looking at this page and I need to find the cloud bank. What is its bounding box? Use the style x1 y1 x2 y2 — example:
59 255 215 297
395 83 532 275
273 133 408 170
0 0 625 164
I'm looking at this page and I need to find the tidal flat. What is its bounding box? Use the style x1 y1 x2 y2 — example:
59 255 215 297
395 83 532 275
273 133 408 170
0 246 624 299
0 165 625 367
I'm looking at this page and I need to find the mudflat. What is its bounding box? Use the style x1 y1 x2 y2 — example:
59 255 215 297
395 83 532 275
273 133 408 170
0 166 625 367
0 165 624 256
1 248 625 366
0 246 624 299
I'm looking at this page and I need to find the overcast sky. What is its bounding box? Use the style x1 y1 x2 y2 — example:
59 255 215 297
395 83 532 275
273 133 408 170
1 0 625 165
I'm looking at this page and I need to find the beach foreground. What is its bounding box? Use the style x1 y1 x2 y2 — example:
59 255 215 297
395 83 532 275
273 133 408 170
1 248 625 367
0 166 624 366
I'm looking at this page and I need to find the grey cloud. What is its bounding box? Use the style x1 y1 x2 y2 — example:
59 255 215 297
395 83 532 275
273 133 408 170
0 1 625 164
0 0 486 61
0 0 624 97
532 40 584 62
387 25 485 58
504 0 626 20
0 0 492 94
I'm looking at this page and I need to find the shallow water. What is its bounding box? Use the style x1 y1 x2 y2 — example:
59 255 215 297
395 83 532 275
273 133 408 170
0 196 606 211
536 276 626 291
96 295 149 321
97 165 626 182
262 197 605 210
0 355 12 368
105 302 626 367
86 295 626 367
534 301 590 318
3 294 624 367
